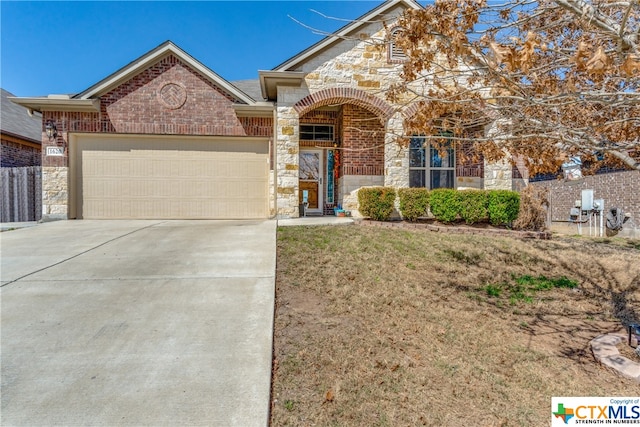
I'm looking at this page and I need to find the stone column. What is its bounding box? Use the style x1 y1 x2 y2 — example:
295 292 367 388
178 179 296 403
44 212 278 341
483 119 513 190
41 114 69 221
384 112 409 188
42 166 68 221
275 106 300 218
484 159 513 190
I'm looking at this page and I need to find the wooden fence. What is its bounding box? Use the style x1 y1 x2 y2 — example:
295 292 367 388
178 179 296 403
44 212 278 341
1 166 42 222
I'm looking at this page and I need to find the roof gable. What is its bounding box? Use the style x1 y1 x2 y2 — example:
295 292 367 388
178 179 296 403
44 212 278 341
76 41 257 105
273 0 421 72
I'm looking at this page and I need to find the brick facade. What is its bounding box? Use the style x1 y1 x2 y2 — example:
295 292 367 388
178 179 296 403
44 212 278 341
531 170 640 233
41 55 273 168
1 137 41 167
340 104 385 176
99 55 271 136
37 53 274 220
295 87 394 120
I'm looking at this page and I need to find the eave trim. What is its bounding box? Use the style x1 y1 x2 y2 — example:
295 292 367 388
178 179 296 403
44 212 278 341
9 97 100 113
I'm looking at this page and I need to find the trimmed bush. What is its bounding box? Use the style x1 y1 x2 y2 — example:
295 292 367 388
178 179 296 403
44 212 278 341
358 187 396 221
458 190 489 224
429 189 460 223
398 188 430 222
488 190 520 226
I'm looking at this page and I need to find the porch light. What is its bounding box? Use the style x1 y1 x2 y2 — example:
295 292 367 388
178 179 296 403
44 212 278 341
45 120 58 141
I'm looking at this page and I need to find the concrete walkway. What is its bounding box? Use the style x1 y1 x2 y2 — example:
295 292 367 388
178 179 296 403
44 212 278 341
590 334 640 383
1 220 276 426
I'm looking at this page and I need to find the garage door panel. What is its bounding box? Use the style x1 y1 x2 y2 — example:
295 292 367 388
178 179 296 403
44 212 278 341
74 136 269 219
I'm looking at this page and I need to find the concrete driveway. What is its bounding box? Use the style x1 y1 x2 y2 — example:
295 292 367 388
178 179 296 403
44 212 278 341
1 220 276 426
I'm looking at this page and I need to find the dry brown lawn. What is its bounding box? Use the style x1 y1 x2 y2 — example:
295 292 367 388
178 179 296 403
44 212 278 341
270 225 640 427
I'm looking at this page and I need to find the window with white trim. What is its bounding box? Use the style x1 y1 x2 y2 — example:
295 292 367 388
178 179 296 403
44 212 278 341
409 135 456 189
300 124 334 141
389 27 407 62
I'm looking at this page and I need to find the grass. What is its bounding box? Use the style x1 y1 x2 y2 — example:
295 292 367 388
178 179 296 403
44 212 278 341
483 275 579 304
271 225 640 427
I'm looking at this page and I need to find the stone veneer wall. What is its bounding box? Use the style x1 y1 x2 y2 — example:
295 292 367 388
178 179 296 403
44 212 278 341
456 176 483 190
42 167 68 220
276 85 308 217
483 120 514 190
340 176 385 218
384 113 408 188
301 9 406 96
274 4 522 216
484 159 513 190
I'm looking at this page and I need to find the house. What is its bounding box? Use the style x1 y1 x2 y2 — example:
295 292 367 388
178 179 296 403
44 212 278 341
10 0 517 221
1 88 42 167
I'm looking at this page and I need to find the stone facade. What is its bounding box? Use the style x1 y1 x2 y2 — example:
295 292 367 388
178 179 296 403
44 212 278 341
341 177 385 218
300 14 405 94
483 159 513 190
384 113 409 188
272 8 501 218
42 166 68 220
481 121 513 190
274 14 408 217
275 89 304 217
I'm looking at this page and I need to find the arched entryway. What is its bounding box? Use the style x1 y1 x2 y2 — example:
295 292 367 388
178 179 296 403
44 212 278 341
294 89 393 215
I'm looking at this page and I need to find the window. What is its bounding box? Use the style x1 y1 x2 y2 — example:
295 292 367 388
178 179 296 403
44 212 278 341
300 125 334 141
389 27 407 62
409 136 455 189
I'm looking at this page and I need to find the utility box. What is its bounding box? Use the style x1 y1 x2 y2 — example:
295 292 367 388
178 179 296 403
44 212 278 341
593 199 604 212
581 189 594 211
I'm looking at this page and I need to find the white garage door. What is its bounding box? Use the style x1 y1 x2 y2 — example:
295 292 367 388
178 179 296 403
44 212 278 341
70 134 269 219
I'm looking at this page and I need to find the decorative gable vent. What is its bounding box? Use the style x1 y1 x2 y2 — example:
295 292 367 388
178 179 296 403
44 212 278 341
389 27 407 62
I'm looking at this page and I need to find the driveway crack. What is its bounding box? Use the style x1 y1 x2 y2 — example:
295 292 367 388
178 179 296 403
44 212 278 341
1 221 166 288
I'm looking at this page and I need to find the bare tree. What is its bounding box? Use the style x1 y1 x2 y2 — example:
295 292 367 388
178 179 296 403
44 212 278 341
389 0 640 174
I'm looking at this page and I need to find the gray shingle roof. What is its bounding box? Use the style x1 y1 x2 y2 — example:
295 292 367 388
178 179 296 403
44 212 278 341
231 80 264 102
1 88 42 143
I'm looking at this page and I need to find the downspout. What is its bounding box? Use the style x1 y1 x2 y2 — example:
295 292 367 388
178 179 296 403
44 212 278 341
272 103 278 219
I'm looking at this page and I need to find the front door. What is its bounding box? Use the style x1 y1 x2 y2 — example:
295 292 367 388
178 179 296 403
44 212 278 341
299 150 323 215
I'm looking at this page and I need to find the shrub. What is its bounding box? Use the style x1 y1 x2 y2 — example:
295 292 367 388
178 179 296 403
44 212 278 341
457 190 489 224
429 189 460 223
513 185 549 231
357 187 396 221
488 190 520 226
398 188 430 221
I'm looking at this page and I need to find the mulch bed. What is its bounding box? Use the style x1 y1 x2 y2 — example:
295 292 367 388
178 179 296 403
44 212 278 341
355 218 552 239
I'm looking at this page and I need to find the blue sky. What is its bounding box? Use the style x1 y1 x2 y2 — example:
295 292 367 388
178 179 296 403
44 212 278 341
0 1 406 97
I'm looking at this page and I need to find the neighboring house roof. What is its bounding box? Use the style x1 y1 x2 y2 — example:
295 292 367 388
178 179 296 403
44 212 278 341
272 0 422 72
1 88 41 144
